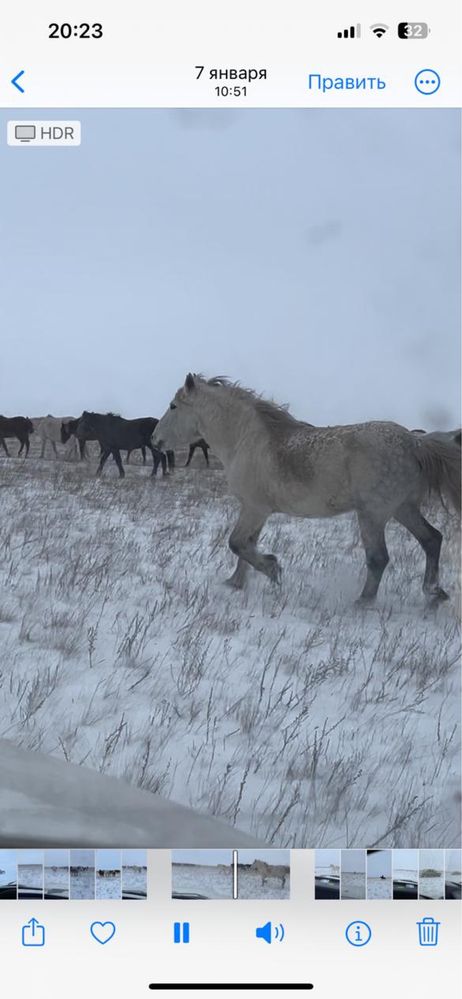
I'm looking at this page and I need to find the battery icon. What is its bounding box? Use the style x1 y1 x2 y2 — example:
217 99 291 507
398 22 430 38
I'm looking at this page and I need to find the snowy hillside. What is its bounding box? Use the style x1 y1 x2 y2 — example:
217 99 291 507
0 445 460 846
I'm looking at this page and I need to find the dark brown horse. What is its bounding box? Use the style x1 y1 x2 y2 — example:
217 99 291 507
0 416 34 457
76 412 167 478
185 438 210 467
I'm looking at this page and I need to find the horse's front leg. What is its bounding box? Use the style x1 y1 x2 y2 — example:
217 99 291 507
227 506 278 586
149 444 161 477
0 437 9 457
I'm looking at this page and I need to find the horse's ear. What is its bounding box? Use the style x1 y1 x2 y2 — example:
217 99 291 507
185 373 195 392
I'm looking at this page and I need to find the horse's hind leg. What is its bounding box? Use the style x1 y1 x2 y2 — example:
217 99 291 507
167 450 175 472
228 507 279 584
18 440 24 456
394 502 448 603
96 448 110 476
112 448 125 479
0 438 9 456
201 442 210 466
185 444 194 467
357 512 389 601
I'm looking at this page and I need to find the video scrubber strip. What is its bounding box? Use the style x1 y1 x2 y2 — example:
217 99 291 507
314 849 461 900
0 849 148 900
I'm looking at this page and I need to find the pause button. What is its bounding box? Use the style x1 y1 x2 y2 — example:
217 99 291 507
173 921 190 944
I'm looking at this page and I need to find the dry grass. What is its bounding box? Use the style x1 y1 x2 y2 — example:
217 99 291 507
0 439 460 846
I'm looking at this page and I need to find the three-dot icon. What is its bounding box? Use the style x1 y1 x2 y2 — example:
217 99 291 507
414 69 441 95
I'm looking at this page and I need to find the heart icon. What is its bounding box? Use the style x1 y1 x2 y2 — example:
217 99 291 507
90 921 116 945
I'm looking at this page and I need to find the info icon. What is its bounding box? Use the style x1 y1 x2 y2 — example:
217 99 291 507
345 920 372 947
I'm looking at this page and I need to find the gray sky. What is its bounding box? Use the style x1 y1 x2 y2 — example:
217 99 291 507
0 851 17 883
367 850 392 877
96 849 121 869
393 849 418 873
18 849 43 865
70 849 94 867
45 849 69 866
445 850 461 874
419 850 443 873
1 109 459 428
172 849 231 865
315 849 340 870
341 850 365 874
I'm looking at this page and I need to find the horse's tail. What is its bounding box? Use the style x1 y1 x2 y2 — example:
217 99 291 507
416 433 461 515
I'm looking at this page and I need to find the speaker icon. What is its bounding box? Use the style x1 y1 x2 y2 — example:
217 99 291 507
255 921 285 944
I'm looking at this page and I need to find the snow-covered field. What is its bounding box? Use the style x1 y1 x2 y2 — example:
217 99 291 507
17 864 42 889
367 877 392 900
96 872 121 899
122 868 147 894
0 442 460 847
238 868 290 900
340 873 366 899
70 869 95 899
172 863 233 898
44 867 69 896
419 873 444 899
171 862 290 899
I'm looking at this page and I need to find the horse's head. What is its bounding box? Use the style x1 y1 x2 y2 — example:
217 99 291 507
153 374 203 450
76 410 95 437
60 421 71 444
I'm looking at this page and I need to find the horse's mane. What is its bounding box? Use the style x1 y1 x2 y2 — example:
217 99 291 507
204 376 306 435
83 411 121 418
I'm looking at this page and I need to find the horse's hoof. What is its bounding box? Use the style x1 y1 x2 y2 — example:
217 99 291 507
224 576 245 590
426 587 449 606
355 594 377 609
265 555 281 584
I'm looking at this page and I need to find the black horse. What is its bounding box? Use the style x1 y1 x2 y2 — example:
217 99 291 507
126 418 175 470
185 438 210 467
76 412 167 478
61 418 99 460
0 416 34 457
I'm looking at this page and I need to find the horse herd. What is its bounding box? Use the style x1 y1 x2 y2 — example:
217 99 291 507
1 373 461 605
0 412 210 477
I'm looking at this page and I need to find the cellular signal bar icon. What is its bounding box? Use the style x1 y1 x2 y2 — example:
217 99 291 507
337 24 361 39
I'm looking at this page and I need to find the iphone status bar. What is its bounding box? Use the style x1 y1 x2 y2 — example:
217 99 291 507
0 0 460 108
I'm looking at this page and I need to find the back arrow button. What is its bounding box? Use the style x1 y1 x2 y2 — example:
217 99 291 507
11 70 25 93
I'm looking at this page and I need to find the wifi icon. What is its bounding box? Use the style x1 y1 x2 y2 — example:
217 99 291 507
370 23 389 37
